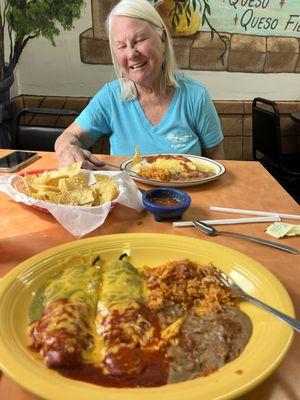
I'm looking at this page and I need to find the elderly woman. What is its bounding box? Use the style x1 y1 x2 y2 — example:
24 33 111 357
55 0 225 169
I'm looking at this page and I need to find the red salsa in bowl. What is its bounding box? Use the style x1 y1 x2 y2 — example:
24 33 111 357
150 196 183 207
142 188 191 221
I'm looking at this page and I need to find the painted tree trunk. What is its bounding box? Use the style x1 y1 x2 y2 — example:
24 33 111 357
92 0 119 39
155 0 200 37
0 71 15 148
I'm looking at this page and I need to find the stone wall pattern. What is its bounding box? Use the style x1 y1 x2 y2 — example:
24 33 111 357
13 95 300 160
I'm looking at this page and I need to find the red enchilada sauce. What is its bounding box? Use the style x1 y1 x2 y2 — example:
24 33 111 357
32 302 170 387
28 259 252 388
59 348 169 387
28 299 94 368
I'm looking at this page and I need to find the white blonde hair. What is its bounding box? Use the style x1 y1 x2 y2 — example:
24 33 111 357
106 0 179 101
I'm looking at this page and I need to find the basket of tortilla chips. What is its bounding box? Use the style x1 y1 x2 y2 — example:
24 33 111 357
0 162 143 237
15 163 119 209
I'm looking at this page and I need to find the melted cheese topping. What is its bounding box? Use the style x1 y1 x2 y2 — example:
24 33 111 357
44 264 101 307
30 256 164 369
132 157 215 177
91 259 152 365
161 316 186 342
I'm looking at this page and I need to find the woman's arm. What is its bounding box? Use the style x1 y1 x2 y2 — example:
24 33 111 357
203 141 225 160
55 122 106 169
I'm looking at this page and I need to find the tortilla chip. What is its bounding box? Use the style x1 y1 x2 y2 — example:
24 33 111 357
59 189 94 206
19 163 119 207
131 145 142 166
47 192 62 203
58 173 89 192
93 173 119 204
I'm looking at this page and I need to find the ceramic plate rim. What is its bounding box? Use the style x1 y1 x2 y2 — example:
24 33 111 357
120 154 226 187
0 233 294 400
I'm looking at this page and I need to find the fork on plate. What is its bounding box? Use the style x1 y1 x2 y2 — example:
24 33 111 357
98 161 140 176
213 267 300 333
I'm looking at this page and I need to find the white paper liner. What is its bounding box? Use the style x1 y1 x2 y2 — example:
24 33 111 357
0 170 144 238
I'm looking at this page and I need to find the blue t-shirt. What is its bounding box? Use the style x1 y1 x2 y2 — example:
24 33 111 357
76 75 223 156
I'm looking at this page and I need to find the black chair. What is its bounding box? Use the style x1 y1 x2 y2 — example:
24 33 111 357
12 107 80 151
252 97 300 181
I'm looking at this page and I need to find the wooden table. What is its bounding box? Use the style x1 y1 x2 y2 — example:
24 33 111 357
0 150 299 400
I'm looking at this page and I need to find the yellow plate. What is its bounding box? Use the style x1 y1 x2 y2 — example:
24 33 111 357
0 233 294 400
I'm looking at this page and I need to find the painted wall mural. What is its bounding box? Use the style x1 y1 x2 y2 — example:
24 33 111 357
152 0 300 38
211 0 300 38
79 0 300 73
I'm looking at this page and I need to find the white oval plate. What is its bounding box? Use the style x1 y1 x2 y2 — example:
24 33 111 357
120 154 226 187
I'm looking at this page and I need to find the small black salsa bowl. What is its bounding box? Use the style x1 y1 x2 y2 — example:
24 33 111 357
142 187 191 222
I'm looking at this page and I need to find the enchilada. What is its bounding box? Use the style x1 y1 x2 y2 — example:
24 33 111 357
28 255 252 387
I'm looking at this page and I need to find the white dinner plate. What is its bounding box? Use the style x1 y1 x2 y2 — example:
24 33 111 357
120 154 226 187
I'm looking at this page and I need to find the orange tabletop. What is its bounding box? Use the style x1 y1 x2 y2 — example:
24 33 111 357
0 150 299 400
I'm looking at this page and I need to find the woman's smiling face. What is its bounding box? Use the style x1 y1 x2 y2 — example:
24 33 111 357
111 16 165 90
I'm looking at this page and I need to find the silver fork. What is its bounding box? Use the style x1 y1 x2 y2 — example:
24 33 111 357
97 161 140 176
214 268 300 333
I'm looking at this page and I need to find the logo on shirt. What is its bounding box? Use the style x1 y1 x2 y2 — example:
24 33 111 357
167 133 194 149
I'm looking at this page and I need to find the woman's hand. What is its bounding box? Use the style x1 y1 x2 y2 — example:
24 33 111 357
55 122 106 170
57 145 106 170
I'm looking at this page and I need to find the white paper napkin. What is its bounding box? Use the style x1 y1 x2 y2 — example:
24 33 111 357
265 222 300 239
0 170 144 238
